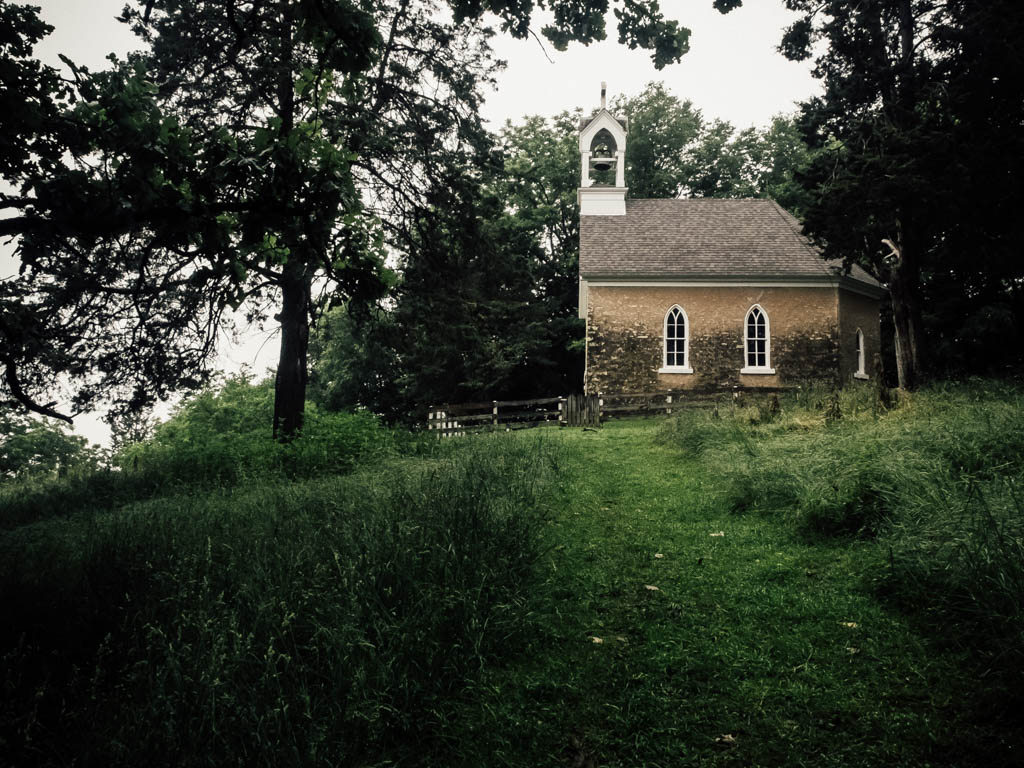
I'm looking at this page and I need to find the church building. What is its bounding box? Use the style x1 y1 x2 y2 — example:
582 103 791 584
578 86 886 394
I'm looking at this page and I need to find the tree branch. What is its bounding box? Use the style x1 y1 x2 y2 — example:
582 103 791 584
2 359 73 423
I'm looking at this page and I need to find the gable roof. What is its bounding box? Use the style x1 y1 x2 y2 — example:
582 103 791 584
579 109 628 133
579 198 884 295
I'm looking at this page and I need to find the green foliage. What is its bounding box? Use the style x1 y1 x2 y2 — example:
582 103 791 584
0 411 99 480
2 1 720 430
119 376 392 482
446 0 696 69
3 383 1023 766
655 404 750 457
0 377 395 529
610 82 701 198
0 434 564 766
885 477 1024 664
779 0 1024 384
309 83 814 421
608 84 814 206
456 410 1020 766
307 306 400 414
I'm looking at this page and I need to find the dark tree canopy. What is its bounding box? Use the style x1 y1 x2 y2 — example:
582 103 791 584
2 0 728 436
776 0 1024 386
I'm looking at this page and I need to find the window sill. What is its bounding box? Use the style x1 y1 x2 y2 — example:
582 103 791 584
658 366 694 374
853 372 870 380
740 366 776 375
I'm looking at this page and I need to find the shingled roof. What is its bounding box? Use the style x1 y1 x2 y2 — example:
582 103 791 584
580 198 883 292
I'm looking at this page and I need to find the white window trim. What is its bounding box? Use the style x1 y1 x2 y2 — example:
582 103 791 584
741 304 774 374
661 304 693 374
854 328 869 379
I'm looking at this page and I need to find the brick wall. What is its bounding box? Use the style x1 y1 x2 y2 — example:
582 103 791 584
838 289 883 383
585 285 843 393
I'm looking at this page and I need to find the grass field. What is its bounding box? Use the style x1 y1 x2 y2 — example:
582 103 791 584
455 416 1021 767
1 381 1022 766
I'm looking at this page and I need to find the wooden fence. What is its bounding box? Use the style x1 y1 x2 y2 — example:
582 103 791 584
427 387 792 436
427 396 565 437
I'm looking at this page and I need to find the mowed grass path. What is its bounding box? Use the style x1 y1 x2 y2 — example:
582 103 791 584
452 421 1012 767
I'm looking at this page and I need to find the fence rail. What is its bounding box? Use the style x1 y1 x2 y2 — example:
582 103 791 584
427 396 564 436
599 387 792 420
427 387 793 436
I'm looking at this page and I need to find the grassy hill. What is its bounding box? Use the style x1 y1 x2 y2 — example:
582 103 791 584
2 380 1022 766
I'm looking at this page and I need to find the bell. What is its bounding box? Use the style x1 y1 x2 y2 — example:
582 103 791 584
591 141 614 172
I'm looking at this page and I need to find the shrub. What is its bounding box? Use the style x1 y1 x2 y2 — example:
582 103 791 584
118 376 395 484
0 377 402 529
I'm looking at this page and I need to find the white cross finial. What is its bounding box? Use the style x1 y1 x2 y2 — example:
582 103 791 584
600 82 607 109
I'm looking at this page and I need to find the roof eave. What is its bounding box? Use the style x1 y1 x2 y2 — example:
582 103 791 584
579 273 888 299
838 275 888 299
580 274 840 284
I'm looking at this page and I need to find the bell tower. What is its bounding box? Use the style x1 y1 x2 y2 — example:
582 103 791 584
578 82 628 215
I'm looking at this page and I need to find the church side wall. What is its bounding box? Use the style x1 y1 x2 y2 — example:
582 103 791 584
838 289 883 382
585 285 840 393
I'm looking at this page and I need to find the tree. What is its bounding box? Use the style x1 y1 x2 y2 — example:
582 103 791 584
307 306 399 416
0 412 98 480
494 111 588 393
772 0 1024 387
611 82 702 198
1 9 234 425
610 83 811 208
2 0 716 437
309 82 814 417
386 153 565 419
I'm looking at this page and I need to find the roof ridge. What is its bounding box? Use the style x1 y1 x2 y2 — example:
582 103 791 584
626 197 766 202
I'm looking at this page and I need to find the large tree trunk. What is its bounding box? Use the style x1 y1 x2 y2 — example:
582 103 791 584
274 266 310 440
272 0 304 440
889 266 924 390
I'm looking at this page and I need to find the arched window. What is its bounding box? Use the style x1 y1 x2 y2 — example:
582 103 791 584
741 305 775 374
661 305 692 373
855 328 868 379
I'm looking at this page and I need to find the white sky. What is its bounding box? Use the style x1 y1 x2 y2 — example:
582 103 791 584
21 0 820 446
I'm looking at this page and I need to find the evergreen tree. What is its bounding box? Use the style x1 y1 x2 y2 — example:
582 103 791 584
777 0 1024 386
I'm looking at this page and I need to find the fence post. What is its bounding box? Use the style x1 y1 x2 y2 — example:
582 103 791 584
666 394 672 416
492 401 498 428
558 397 566 426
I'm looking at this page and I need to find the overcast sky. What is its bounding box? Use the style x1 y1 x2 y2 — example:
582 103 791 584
34 0 818 127
24 0 820 445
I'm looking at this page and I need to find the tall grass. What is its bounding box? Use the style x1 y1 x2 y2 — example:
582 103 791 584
0 379 413 530
0 434 567 767
659 380 1024 679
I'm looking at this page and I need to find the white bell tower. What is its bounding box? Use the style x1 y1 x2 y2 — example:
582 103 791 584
578 82 628 215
